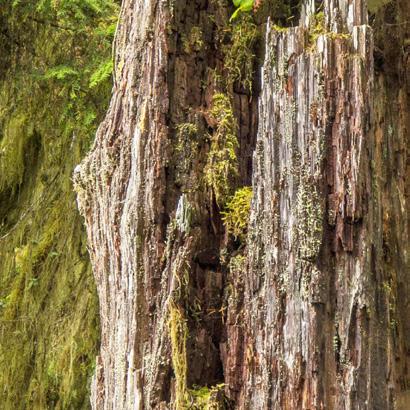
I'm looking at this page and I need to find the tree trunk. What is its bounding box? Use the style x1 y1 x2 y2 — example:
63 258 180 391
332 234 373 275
75 0 409 408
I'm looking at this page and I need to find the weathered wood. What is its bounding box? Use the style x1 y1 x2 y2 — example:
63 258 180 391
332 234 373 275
75 0 409 408
235 0 409 408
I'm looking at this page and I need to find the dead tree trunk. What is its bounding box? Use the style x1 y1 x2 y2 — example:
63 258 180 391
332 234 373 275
241 0 409 408
75 0 409 408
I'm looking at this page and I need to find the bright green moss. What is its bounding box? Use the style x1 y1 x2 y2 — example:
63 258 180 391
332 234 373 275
221 186 252 241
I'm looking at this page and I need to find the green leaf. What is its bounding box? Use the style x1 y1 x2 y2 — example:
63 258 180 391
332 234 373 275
230 0 254 21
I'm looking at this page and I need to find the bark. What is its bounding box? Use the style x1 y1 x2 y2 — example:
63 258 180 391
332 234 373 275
240 0 409 408
75 0 409 408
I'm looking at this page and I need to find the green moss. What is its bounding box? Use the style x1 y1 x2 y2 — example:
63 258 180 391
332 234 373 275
175 122 199 188
272 24 289 33
221 186 252 241
0 113 34 193
169 301 189 409
0 1 118 407
308 11 326 47
182 26 204 54
204 94 239 207
225 14 259 93
189 384 229 409
307 11 350 49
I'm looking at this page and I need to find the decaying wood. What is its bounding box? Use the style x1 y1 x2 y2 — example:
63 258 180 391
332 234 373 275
75 0 409 408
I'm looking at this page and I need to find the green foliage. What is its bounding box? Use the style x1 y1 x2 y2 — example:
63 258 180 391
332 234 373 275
0 0 118 408
43 65 79 81
221 186 252 241
225 14 259 92
205 94 239 207
89 59 114 88
230 0 254 21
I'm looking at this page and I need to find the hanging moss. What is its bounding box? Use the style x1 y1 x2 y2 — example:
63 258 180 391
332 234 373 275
169 301 190 409
204 94 239 207
307 11 350 50
225 14 259 93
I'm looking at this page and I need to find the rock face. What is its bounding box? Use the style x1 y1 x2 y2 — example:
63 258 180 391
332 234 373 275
75 0 409 408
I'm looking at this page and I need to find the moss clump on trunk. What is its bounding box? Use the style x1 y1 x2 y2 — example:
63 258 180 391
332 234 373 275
221 186 253 241
224 15 259 93
205 93 239 207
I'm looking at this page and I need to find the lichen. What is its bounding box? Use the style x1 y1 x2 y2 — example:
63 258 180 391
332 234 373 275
176 194 195 234
293 171 323 260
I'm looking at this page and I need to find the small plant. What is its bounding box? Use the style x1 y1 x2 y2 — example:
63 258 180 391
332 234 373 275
230 0 254 21
221 186 253 241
